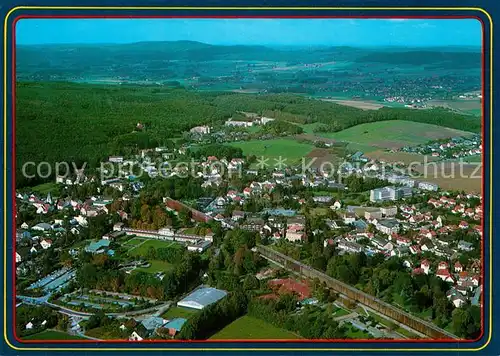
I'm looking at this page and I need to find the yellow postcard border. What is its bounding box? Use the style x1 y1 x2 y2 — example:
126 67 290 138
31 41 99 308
3 6 493 352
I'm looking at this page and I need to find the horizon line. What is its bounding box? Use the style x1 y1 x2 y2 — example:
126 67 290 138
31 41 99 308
15 39 483 49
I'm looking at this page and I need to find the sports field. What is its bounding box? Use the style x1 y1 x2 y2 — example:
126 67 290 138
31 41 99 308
317 120 472 150
161 306 199 320
22 330 86 340
128 239 184 257
209 315 302 340
227 138 315 162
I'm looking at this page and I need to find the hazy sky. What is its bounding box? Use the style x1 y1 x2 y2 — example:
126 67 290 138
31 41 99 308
16 18 482 47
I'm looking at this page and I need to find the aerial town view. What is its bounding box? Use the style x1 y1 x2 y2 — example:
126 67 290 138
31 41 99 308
14 18 482 342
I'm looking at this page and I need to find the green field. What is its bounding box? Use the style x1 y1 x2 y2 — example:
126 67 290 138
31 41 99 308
30 182 61 196
460 154 482 163
210 315 302 340
299 122 324 134
161 306 199 320
22 330 86 340
124 237 144 246
227 138 315 162
317 120 472 150
134 259 174 273
128 239 184 257
332 307 350 318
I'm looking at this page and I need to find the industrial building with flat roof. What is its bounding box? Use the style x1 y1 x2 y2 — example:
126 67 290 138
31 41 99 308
177 286 227 310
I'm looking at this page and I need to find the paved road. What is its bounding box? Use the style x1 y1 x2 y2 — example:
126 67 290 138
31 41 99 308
18 294 171 319
334 312 358 322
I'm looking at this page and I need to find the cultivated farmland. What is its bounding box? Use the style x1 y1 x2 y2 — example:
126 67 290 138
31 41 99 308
316 120 474 150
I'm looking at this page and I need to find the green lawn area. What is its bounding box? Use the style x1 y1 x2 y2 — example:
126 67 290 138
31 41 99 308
128 239 184 257
30 182 61 196
210 315 302 340
227 138 315 162
85 326 124 340
316 120 471 150
309 207 329 216
245 125 262 133
135 260 174 273
124 237 144 246
161 306 199 320
299 122 324 134
22 330 86 340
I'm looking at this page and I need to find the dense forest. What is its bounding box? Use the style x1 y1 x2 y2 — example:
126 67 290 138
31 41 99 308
16 81 480 187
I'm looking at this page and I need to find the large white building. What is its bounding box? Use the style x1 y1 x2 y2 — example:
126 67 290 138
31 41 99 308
177 287 227 310
370 186 413 202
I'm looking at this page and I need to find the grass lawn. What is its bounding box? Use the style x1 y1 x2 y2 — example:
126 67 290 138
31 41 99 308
85 326 124 340
22 330 86 340
30 182 61 196
124 238 144 246
161 306 199 320
128 239 184 257
227 138 315 162
135 260 174 273
332 307 350 318
245 125 262 134
299 122 324 134
317 120 472 150
309 207 329 216
210 315 302 340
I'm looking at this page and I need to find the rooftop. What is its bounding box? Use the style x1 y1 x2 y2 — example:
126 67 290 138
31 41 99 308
177 286 227 310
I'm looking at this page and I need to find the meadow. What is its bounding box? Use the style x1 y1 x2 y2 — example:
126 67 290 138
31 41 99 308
134 260 174 273
227 138 315 162
316 120 473 150
209 315 302 340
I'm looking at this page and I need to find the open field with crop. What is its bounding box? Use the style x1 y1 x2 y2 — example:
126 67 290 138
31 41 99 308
414 162 482 193
228 138 315 162
320 98 384 110
209 315 302 340
317 120 473 150
427 99 481 116
365 150 439 165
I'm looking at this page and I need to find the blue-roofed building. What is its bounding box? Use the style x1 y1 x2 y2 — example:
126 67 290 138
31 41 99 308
85 239 111 254
141 316 167 332
353 220 368 232
300 298 318 306
177 286 227 310
471 286 482 306
263 208 296 217
107 249 115 257
164 318 187 335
